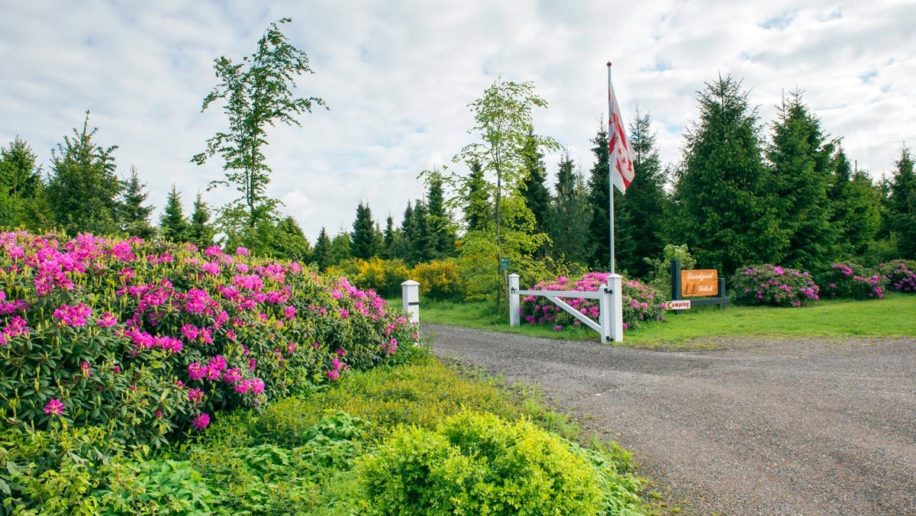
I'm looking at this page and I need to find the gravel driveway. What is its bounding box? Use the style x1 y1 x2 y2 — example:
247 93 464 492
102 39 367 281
426 325 916 515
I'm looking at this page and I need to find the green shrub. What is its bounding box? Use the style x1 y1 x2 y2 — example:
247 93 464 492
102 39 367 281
359 411 605 515
879 259 916 293
816 263 886 299
411 259 467 300
644 244 696 299
732 265 820 307
327 258 409 298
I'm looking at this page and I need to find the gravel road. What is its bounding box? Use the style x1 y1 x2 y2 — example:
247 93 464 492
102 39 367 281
426 325 916 515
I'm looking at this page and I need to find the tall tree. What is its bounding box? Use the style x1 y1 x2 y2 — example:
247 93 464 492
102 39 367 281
615 112 670 277
329 231 352 266
382 215 396 258
886 145 915 257
462 160 491 232
312 227 332 270
192 18 326 234
767 91 836 270
351 202 380 259
159 185 190 242
673 76 784 273
119 166 155 239
585 126 616 270
254 216 311 261
189 192 216 248
408 200 434 264
424 168 456 258
519 131 551 236
829 148 881 258
46 112 122 235
548 153 590 264
0 137 49 230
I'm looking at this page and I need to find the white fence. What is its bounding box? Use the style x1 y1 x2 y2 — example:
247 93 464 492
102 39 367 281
508 273 624 343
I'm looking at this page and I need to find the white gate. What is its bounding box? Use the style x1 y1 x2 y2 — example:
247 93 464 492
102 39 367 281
508 273 624 343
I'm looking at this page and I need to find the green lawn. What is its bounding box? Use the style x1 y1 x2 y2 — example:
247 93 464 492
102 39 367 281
406 294 916 349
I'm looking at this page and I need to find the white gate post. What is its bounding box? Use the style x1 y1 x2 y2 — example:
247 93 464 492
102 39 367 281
508 273 520 327
598 283 611 343
608 274 624 342
401 280 420 324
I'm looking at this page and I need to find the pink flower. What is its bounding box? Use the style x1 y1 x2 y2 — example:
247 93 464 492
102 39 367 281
44 399 64 416
338 308 350 319
80 360 92 377
181 324 199 342
155 409 163 418
222 367 242 384
284 305 296 320
250 378 265 394
235 247 250 256
53 303 92 327
192 412 210 430
188 362 206 381
184 288 213 315
187 387 204 404
248 358 257 371
326 369 340 381
97 312 118 328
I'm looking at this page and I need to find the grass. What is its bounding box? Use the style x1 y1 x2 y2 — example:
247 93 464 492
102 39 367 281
406 294 916 349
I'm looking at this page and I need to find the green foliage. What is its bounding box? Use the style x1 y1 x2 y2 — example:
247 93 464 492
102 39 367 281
99 458 217 514
358 411 605 515
189 193 216 248
549 153 591 265
411 259 467 300
329 230 352 265
816 263 887 299
351 202 380 259
586 127 613 269
327 257 410 298
423 168 456 259
674 76 785 274
246 215 312 262
879 259 916 293
644 244 697 300
159 184 190 242
46 111 123 236
520 131 551 237
885 145 915 258
118 167 156 239
731 264 820 307
461 160 491 232
829 149 882 259
192 17 326 230
0 137 50 231
312 227 332 270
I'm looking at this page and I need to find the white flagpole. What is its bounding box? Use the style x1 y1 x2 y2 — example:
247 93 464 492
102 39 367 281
607 61 616 275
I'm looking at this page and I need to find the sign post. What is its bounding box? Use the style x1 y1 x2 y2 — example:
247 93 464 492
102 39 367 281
670 260 728 309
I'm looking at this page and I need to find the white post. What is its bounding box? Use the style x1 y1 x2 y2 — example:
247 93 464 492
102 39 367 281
508 273 520 326
599 283 611 343
401 280 420 324
608 274 624 342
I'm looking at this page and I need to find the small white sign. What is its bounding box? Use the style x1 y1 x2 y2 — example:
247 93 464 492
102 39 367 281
665 300 692 310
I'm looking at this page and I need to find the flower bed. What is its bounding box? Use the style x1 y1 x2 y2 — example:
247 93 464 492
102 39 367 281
879 260 916 294
520 272 664 331
817 263 886 299
732 264 820 307
0 231 415 447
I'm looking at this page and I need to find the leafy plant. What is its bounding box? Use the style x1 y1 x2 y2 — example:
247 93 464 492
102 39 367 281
816 262 886 299
731 264 820 307
879 260 916 293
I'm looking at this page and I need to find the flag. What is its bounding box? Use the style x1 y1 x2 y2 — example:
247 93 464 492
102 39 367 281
608 76 634 193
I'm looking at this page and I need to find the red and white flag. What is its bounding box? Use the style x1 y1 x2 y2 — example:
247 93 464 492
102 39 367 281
608 76 634 193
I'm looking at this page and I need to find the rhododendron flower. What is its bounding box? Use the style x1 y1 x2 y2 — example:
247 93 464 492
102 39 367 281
326 369 340 381
80 360 92 377
187 387 204 404
338 308 350 319
222 367 242 384
192 412 210 430
181 324 199 342
97 312 118 328
235 247 250 256
249 358 257 371
53 303 92 327
188 362 206 381
184 288 213 315
44 399 64 416
284 305 296 320
250 378 265 394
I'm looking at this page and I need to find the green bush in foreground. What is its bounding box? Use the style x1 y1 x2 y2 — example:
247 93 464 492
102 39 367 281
359 411 605 515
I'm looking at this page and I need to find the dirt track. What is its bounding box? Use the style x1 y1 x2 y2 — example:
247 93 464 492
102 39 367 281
426 325 916 515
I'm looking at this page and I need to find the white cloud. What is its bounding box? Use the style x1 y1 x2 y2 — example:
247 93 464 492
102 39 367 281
1 0 914 240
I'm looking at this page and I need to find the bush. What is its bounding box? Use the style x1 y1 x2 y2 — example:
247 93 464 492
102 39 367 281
816 263 887 299
521 272 665 331
732 265 820 307
879 259 916 293
358 411 605 515
0 231 416 449
327 257 409 298
644 243 696 300
411 259 467 301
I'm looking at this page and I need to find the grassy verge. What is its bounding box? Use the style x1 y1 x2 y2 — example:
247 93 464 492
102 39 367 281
409 294 916 349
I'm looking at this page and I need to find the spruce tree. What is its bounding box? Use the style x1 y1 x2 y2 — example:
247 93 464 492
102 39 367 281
351 202 380 259
585 127 615 270
329 231 352 265
409 200 434 264
674 76 784 273
886 145 915 257
382 215 395 258
425 169 455 258
615 112 669 277
46 112 122 235
0 137 49 230
312 227 332 270
159 185 190 242
520 132 551 236
189 192 216 247
119 166 155 239
549 153 590 264
829 148 881 258
463 160 491 232
260 216 311 261
767 91 836 270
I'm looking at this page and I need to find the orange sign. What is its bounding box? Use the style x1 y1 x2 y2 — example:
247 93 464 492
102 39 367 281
681 269 718 297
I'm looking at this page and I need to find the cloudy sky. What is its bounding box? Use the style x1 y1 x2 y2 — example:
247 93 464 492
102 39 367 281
2 0 914 239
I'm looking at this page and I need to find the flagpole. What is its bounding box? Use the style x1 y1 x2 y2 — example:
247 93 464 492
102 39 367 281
607 61 615 275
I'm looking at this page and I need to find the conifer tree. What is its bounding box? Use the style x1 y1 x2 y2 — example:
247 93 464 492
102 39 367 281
425 169 455 258
382 215 395 258
159 185 190 242
886 145 915 257
329 231 352 265
549 153 590 264
312 227 332 270
586 127 615 269
829 148 881 258
409 200 434 264
673 76 784 273
119 166 155 239
189 192 216 247
47 112 122 235
0 137 49 230
351 202 380 259
767 91 836 270
520 132 551 236
258 216 311 261
463 160 491 232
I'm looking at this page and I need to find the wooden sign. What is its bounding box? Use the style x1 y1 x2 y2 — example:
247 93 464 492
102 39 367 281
665 300 692 310
681 269 719 297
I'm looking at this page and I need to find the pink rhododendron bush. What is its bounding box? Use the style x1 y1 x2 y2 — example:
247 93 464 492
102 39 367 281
879 260 916 294
731 264 820 307
816 262 887 300
0 231 415 446
520 272 665 332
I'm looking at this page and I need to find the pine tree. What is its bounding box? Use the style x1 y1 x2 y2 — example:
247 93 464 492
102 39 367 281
425 169 455 258
463 160 491 232
312 227 332 270
586 127 615 270
615 112 670 277
382 215 395 258
258 216 311 261
520 132 551 236
829 148 881 258
409 200 434 264
767 91 836 270
351 202 380 259
189 193 216 247
119 166 155 239
329 231 352 265
46 112 122 235
159 185 190 242
673 76 784 273
886 145 916 257
549 153 590 264
0 137 49 230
